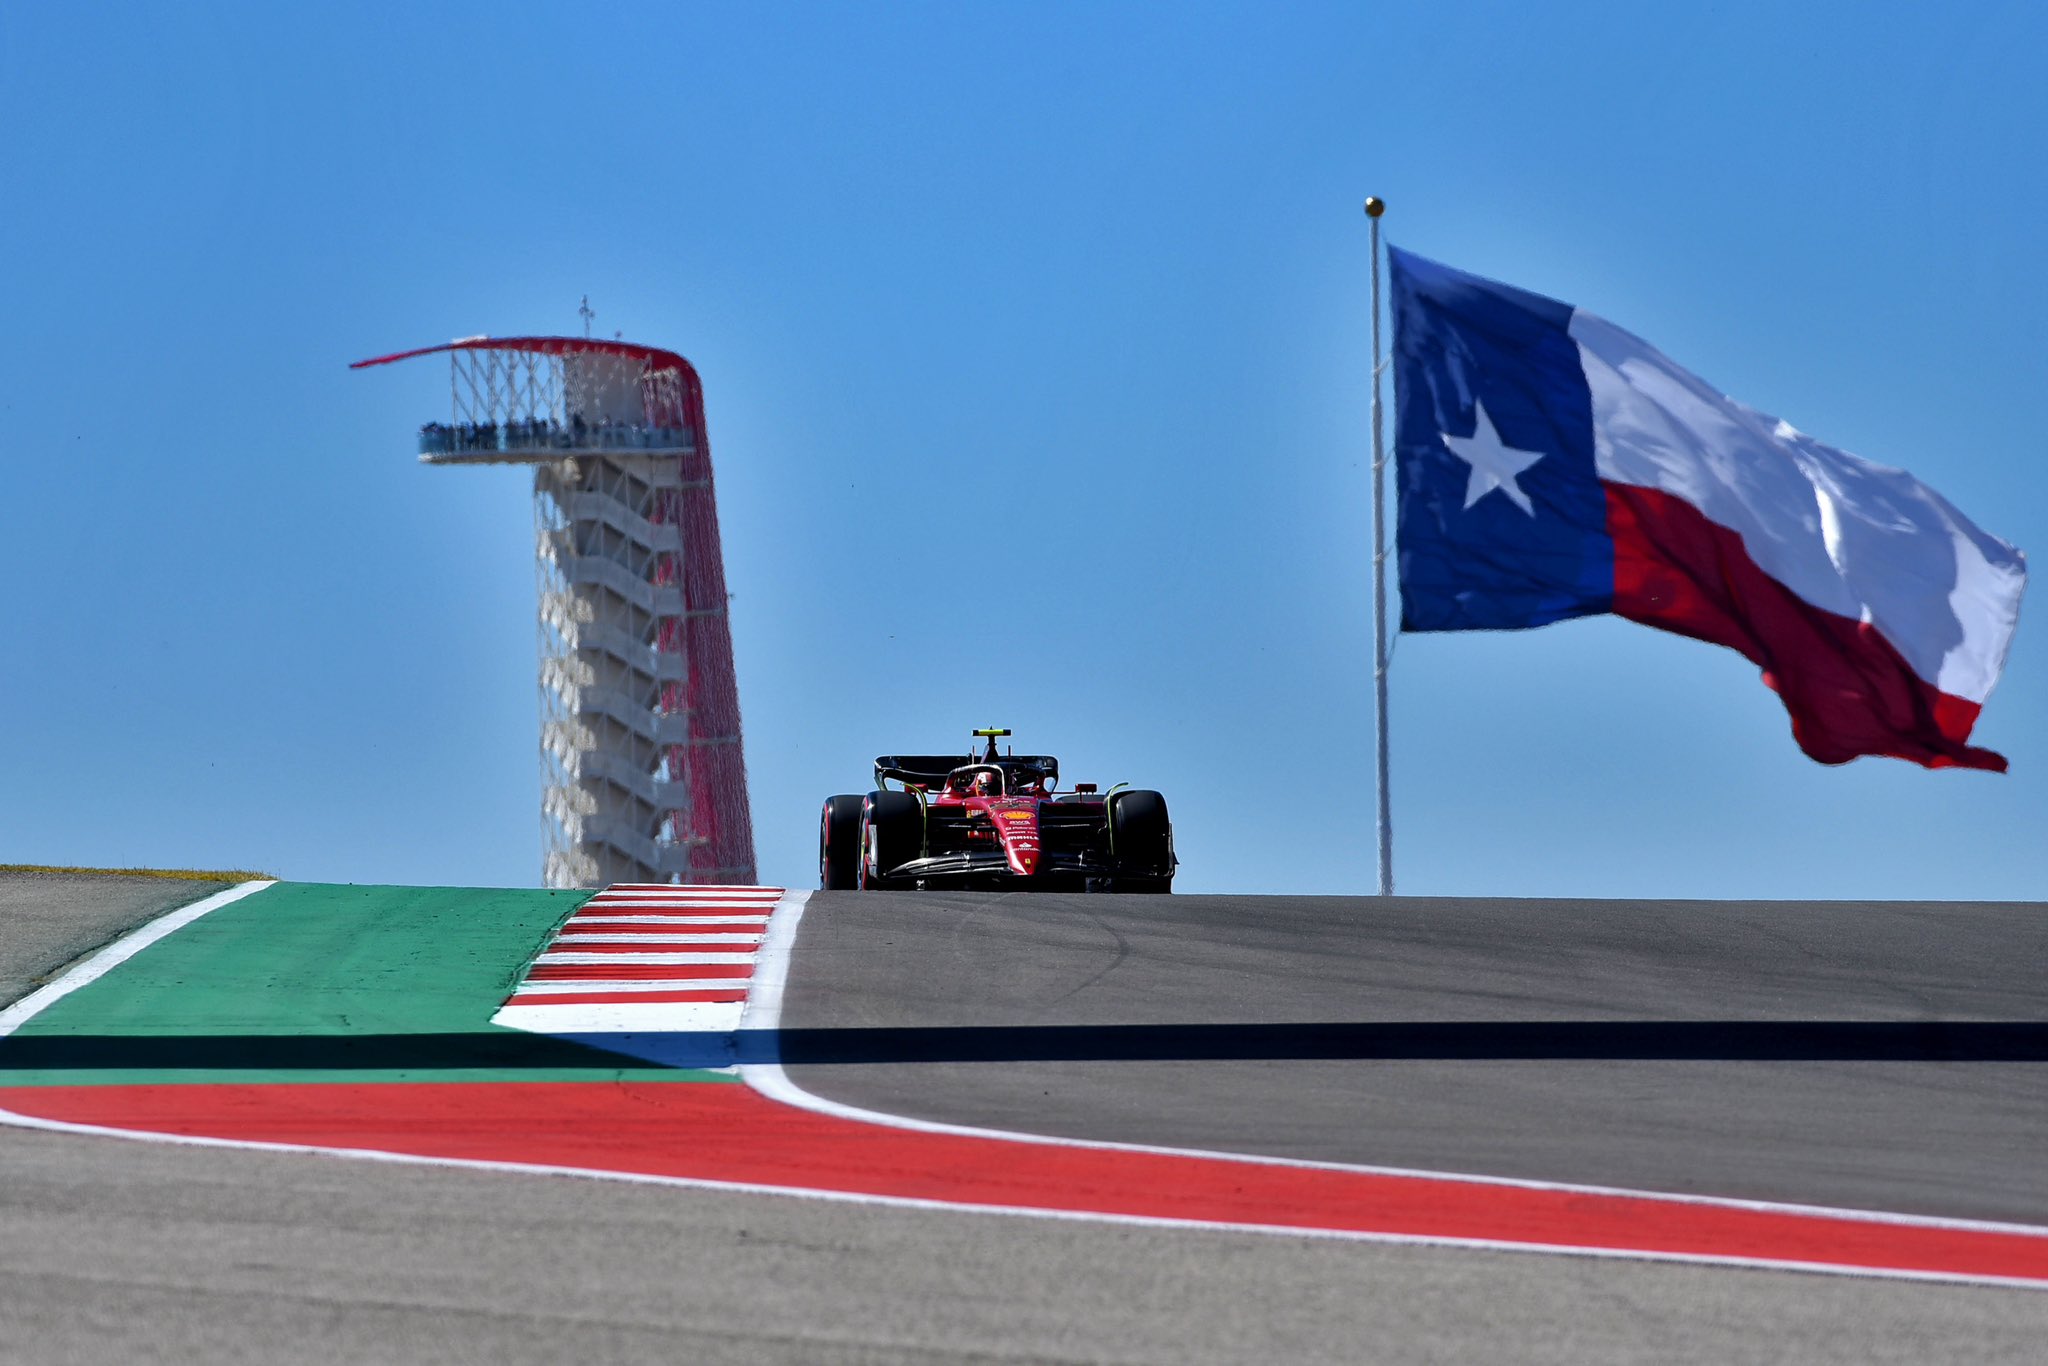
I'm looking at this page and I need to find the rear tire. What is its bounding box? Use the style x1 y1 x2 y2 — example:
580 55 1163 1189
859 791 924 889
819 795 864 890
1109 789 1174 891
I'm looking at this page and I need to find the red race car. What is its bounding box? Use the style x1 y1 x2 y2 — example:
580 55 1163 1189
820 729 1175 892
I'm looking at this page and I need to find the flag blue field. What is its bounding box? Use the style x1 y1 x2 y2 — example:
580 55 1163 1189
1391 247 2026 771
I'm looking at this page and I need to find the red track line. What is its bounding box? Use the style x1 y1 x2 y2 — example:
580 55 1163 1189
524 963 756 981
572 912 770 921
598 888 782 897
587 894 782 903
524 962 757 983
506 990 751 1007
540 942 758 955
8 1081 2045 1286
584 898 780 906
555 929 763 940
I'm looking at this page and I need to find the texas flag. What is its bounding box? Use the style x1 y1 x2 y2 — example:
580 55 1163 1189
1391 247 2026 771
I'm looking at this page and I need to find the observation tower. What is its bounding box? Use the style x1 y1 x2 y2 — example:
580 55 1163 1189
352 334 756 888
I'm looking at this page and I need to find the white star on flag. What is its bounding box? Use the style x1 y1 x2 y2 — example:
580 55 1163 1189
1442 399 1544 516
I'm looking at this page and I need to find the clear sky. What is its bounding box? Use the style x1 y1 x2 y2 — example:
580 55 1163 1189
4 1 2044 900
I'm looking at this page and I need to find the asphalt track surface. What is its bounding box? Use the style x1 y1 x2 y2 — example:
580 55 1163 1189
5 874 2048 1363
783 892 2048 1225
0 872 230 997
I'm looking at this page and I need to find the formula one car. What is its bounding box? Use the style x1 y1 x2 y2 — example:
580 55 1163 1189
819 729 1175 892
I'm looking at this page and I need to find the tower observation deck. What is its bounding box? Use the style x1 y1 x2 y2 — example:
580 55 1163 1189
352 336 756 888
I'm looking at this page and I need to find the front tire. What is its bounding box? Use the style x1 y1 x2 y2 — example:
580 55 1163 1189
859 790 924 889
820 795 864 890
1108 789 1174 891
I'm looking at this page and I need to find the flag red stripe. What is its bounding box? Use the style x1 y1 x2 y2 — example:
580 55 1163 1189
1605 483 2005 771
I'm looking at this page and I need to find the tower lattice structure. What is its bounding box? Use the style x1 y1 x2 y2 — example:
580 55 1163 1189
353 336 756 888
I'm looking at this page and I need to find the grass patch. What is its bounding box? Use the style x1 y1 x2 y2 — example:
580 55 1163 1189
0 864 273 883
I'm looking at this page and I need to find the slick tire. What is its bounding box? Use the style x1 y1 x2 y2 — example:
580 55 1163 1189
819 794 865 890
859 790 924 890
1108 789 1174 890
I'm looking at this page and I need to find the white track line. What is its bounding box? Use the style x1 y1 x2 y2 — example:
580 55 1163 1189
597 889 782 897
510 978 753 996
492 1001 748 1034
0 880 276 1035
736 890 2048 1287
553 932 765 945
0 1098 2042 1291
589 897 786 909
569 915 771 926
584 900 780 908
535 952 758 966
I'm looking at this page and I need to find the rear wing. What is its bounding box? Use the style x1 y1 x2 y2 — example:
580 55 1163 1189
876 754 1060 790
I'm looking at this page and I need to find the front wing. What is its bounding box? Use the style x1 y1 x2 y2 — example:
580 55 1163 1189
879 808 1172 888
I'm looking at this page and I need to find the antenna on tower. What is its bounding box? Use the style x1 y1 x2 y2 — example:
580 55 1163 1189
579 295 595 338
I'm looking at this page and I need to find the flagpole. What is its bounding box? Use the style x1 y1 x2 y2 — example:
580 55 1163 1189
1366 195 1393 897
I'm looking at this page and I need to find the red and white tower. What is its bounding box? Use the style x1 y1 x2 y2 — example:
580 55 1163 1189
353 336 756 888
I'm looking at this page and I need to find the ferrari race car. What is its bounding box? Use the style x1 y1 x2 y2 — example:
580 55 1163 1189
819 729 1176 892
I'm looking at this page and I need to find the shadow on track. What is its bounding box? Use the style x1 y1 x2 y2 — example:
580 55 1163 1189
763 1020 2048 1064
6 1020 2048 1074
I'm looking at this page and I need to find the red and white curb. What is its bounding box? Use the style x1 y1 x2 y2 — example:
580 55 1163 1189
489 884 782 1037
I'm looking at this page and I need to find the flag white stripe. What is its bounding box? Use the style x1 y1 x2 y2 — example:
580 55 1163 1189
1570 310 2026 702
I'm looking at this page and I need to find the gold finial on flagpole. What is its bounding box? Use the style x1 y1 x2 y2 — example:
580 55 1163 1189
1364 196 1386 218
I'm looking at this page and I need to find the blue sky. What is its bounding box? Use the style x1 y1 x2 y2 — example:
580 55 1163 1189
3 1 2043 899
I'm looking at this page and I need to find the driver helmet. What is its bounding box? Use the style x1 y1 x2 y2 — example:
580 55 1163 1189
971 770 997 796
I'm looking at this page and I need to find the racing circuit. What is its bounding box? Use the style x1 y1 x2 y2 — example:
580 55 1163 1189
3 869 2046 1363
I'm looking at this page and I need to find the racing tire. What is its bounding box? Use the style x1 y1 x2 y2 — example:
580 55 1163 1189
819 794 865 890
1108 789 1174 892
859 790 924 890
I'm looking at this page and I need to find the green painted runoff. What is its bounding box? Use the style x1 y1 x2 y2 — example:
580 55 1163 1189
0 883 737 1085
